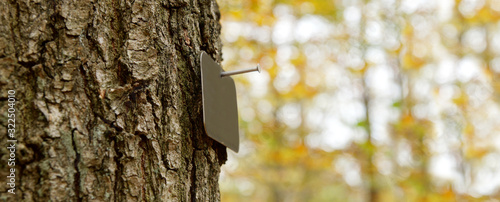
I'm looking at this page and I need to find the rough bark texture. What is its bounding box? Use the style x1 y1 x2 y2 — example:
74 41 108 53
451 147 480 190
0 0 227 201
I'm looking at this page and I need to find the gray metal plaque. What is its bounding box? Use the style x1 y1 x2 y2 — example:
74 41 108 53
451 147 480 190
201 52 239 152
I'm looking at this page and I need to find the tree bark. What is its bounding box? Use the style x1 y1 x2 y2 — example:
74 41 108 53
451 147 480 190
0 0 227 201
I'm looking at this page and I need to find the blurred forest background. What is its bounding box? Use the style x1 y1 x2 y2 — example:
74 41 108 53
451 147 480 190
216 0 500 201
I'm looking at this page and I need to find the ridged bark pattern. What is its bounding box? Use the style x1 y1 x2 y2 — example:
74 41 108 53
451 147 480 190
0 0 227 201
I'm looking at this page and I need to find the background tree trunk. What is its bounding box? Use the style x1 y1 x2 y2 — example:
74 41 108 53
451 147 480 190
0 0 227 201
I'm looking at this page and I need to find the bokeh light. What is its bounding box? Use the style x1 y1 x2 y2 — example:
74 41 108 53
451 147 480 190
218 0 500 201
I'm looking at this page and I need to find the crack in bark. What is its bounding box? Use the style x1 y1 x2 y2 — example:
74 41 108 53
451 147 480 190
71 129 82 201
112 136 122 201
140 139 147 201
189 150 197 202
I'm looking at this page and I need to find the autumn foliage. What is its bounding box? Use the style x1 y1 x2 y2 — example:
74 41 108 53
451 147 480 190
218 0 500 201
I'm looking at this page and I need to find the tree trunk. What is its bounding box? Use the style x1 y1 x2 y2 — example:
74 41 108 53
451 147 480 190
0 0 227 201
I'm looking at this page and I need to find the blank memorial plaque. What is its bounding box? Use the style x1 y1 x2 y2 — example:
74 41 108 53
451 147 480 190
201 52 240 152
